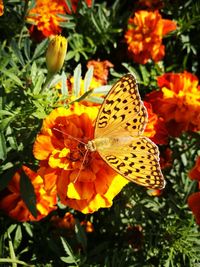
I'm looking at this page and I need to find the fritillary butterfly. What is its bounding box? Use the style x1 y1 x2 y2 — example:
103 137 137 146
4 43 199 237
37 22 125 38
86 74 165 189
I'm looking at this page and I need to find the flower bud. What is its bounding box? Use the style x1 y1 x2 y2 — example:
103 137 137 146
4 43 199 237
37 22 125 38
46 35 67 74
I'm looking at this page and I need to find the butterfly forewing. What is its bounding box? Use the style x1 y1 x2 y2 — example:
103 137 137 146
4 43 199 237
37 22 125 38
94 74 148 138
93 74 165 189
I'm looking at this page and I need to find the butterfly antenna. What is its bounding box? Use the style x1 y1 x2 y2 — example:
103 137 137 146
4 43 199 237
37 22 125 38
53 128 86 145
73 148 89 183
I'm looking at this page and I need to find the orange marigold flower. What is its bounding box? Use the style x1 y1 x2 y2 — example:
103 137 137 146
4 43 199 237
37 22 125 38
124 10 176 64
188 192 200 225
27 0 92 39
188 156 200 182
0 166 57 221
0 0 4 16
146 71 200 137
87 60 114 85
144 101 168 145
27 0 68 38
33 104 128 214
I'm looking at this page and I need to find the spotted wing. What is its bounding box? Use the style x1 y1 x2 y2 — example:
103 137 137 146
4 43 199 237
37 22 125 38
98 136 165 189
94 74 148 139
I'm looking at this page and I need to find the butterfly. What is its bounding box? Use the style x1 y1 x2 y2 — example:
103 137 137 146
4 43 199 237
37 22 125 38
85 74 165 189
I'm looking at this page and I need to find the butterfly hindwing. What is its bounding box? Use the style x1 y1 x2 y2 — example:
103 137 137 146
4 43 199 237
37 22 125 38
98 137 165 189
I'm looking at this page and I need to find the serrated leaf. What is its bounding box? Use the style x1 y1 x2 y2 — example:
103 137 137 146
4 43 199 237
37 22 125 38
60 256 77 264
20 170 37 218
11 40 25 66
61 237 78 266
32 38 48 60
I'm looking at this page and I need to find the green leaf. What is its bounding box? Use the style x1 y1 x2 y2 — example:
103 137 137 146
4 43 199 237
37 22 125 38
11 40 25 66
73 64 82 97
84 66 93 92
66 51 76 61
13 225 22 250
139 65 150 85
61 71 68 96
60 237 78 266
0 69 23 87
20 170 37 218
75 219 87 251
32 38 48 60
24 38 31 61
0 131 7 160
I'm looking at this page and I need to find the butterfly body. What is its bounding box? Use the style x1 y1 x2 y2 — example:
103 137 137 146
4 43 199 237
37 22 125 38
86 136 134 152
86 74 166 189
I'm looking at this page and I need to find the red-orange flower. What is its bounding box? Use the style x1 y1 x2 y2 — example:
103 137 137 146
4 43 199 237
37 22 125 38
87 60 114 85
188 192 200 225
0 166 57 221
146 71 200 137
27 0 92 39
27 0 68 38
33 104 128 214
124 10 176 64
189 156 200 182
144 101 168 145
0 0 4 16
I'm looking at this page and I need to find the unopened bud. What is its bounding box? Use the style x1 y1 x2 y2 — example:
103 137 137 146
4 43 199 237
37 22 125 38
46 35 67 74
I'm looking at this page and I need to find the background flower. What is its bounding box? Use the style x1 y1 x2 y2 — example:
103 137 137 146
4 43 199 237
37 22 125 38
0 166 57 221
124 10 176 64
146 71 200 136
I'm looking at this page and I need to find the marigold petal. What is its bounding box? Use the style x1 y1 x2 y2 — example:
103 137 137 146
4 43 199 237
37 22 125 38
33 135 55 160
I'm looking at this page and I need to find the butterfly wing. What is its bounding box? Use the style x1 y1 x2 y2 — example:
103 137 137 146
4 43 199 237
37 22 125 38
94 74 148 139
97 136 165 189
